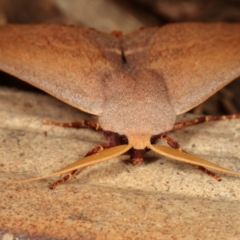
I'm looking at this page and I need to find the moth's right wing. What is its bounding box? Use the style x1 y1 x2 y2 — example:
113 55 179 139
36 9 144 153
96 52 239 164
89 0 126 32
0 24 121 115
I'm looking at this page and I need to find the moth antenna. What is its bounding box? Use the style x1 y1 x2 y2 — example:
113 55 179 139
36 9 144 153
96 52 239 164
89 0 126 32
154 134 221 180
149 145 240 177
10 145 132 185
49 144 110 189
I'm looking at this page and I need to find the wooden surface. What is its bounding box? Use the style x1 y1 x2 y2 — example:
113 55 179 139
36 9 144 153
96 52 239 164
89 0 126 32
1 87 240 239
0 1 240 239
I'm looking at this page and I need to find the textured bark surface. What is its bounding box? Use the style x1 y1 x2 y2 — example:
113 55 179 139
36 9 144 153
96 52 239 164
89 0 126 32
1 87 240 239
0 1 240 239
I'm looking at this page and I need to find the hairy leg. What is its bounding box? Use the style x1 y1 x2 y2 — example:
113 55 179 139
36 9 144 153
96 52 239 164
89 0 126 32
173 114 240 131
44 119 102 131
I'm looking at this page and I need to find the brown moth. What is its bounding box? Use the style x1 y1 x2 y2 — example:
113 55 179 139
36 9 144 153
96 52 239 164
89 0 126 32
1 23 240 188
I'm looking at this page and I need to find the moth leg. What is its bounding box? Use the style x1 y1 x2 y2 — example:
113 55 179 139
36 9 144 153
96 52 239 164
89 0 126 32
172 114 240 131
44 119 102 131
130 149 146 164
159 134 186 153
49 144 110 189
159 134 221 181
197 166 221 181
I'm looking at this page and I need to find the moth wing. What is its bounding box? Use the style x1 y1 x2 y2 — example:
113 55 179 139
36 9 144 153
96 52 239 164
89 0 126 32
0 24 121 115
124 23 240 114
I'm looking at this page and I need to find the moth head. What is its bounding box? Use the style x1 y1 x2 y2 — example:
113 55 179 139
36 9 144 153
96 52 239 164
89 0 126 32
126 134 151 150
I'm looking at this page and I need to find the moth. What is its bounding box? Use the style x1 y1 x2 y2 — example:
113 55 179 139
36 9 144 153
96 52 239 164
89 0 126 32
1 22 240 188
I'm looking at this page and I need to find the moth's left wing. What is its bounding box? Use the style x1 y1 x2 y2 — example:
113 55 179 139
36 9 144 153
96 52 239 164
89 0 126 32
123 23 240 114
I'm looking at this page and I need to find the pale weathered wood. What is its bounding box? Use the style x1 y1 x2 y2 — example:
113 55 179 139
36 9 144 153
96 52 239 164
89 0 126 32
1 87 240 239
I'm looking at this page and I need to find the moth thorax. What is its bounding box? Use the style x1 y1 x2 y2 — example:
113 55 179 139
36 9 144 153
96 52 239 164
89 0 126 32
127 134 150 150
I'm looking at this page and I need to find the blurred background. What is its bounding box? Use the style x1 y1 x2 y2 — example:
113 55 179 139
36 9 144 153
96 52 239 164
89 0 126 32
0 0 240 115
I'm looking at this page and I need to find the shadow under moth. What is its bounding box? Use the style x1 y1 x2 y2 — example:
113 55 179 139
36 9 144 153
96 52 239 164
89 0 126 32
0 22 240 188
